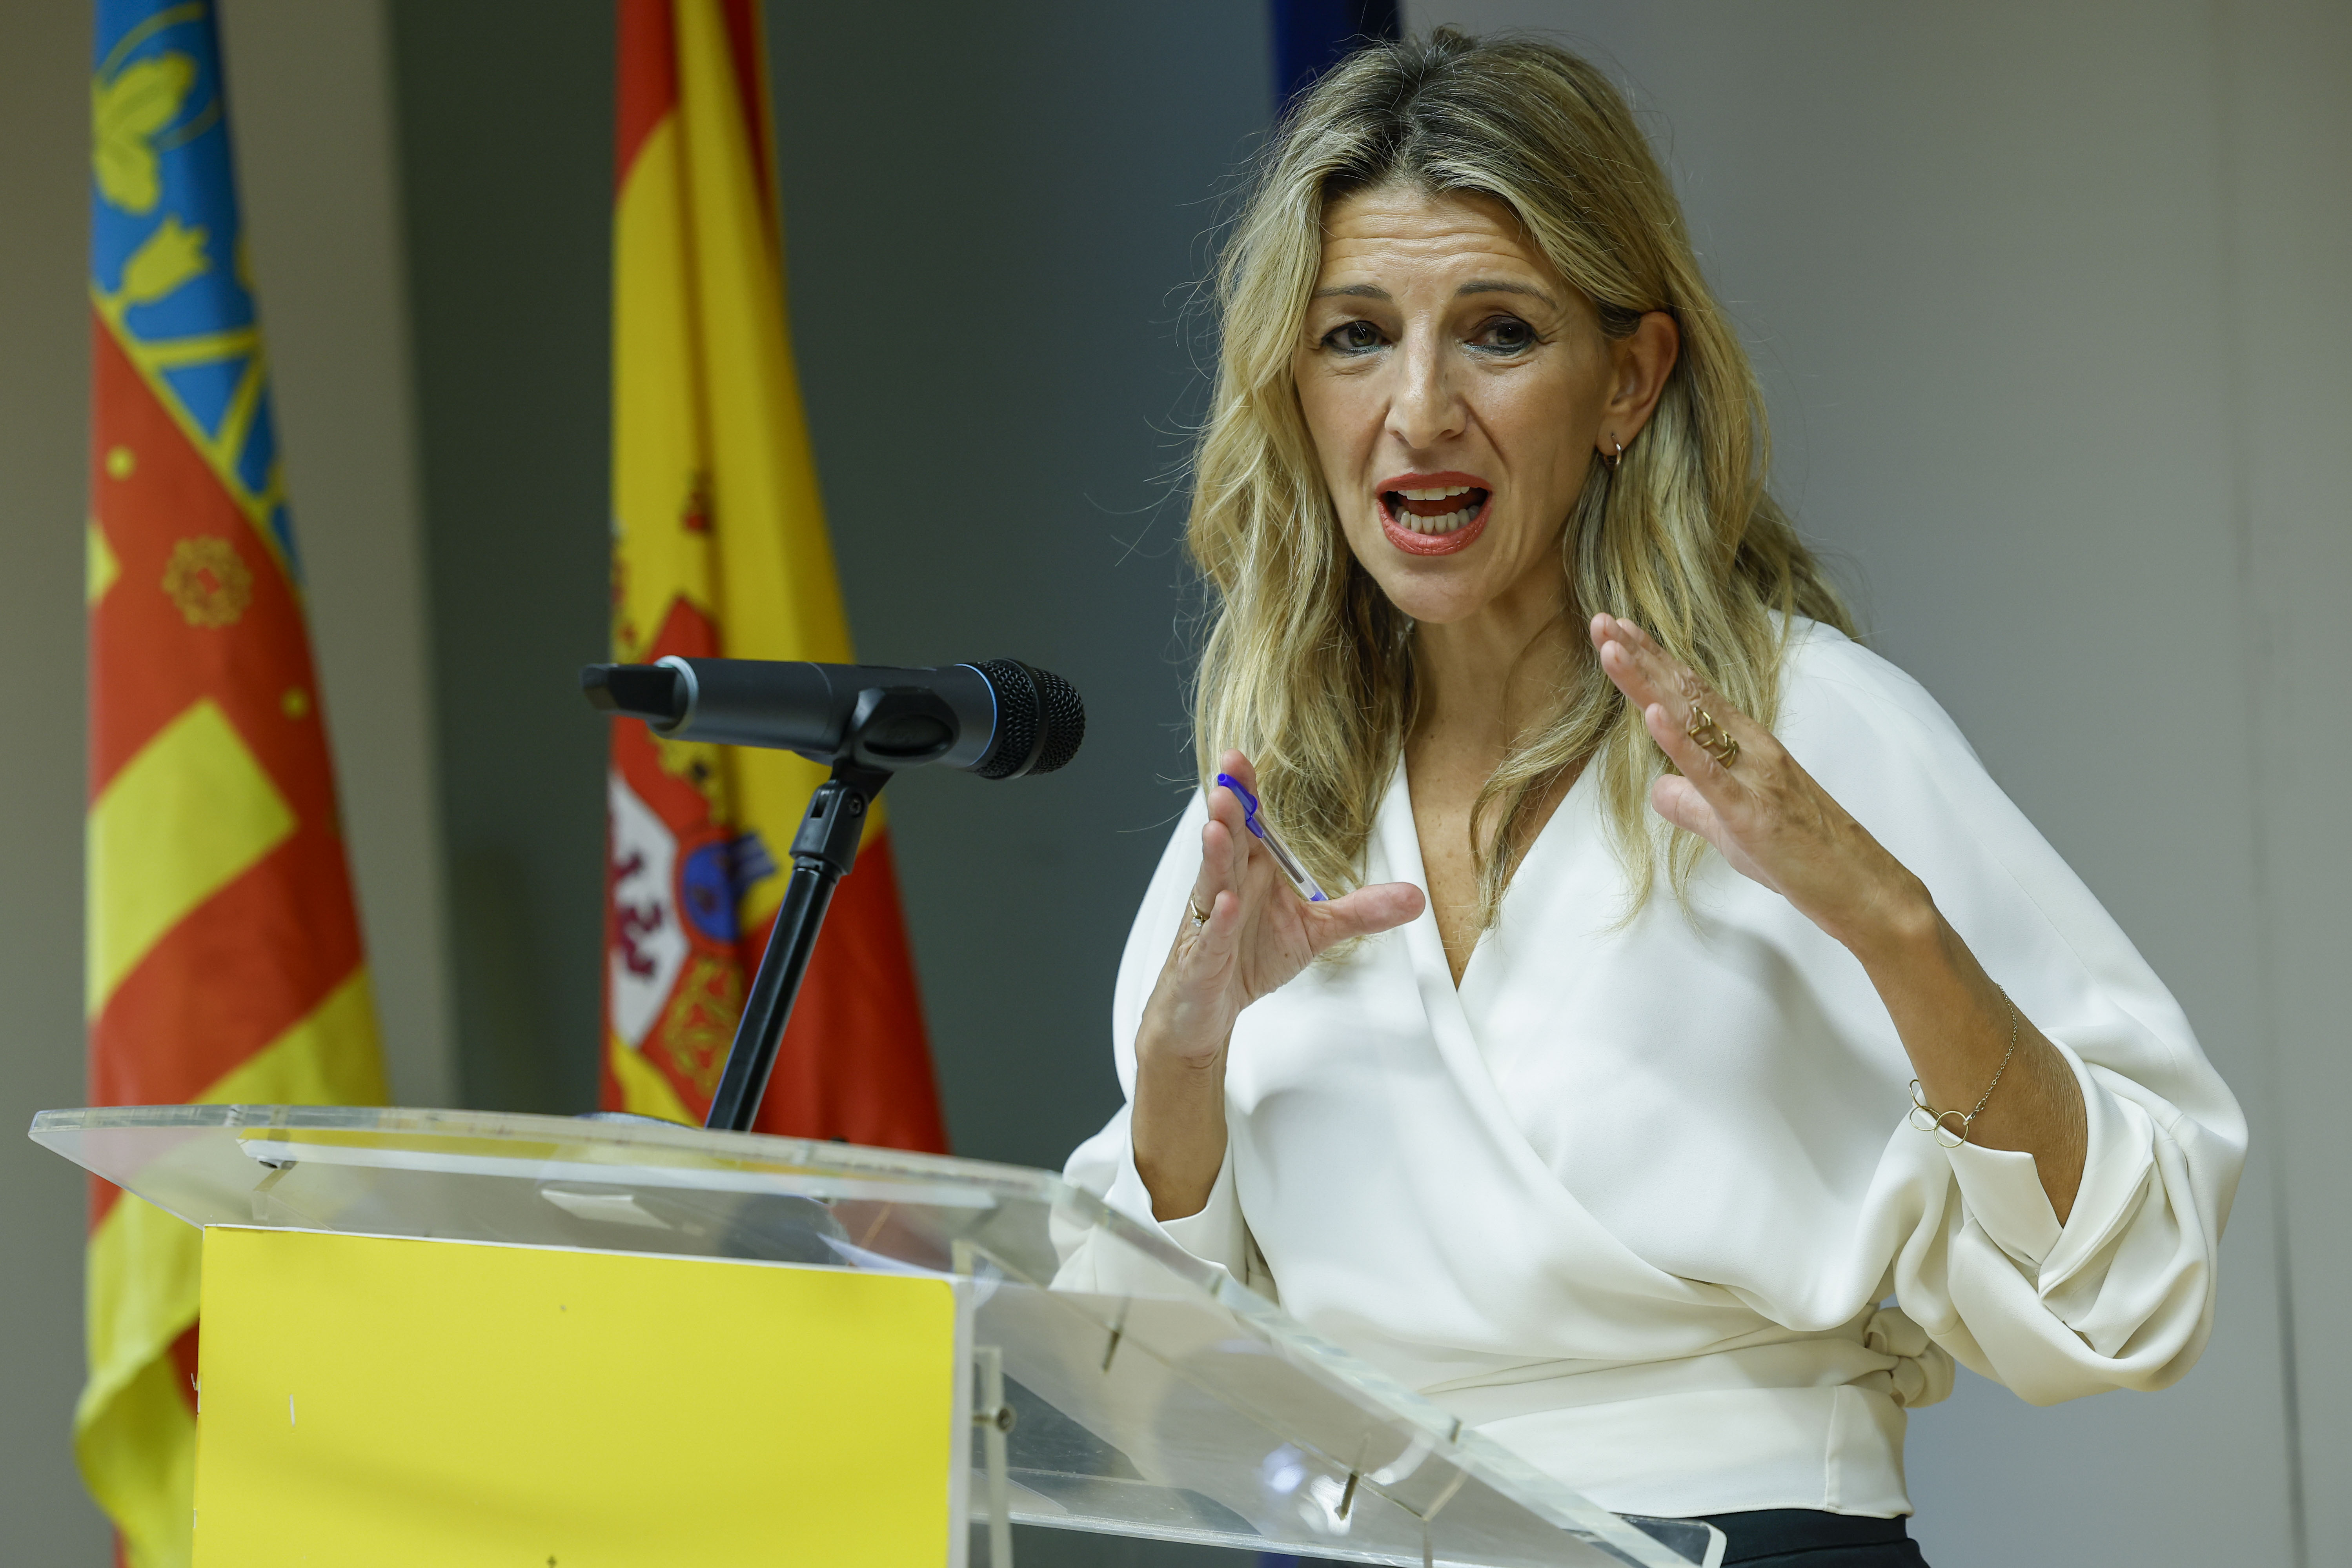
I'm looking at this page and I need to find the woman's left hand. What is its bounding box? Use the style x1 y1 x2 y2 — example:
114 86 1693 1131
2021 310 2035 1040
1590 614 1928 953
1594 614 2087 1211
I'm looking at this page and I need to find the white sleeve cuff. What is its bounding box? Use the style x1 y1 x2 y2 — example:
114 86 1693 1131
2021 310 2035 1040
1942 1036 2154 1277
1103 1140 1246 1277
1159 1148 1242 1265
1945 1137 2062 1267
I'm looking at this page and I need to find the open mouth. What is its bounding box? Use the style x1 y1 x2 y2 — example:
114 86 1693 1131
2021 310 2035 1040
1378 478 1492 556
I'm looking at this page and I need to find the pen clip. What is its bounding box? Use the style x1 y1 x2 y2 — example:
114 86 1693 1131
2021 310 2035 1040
1215 773 1267 841
1215 771 1327 902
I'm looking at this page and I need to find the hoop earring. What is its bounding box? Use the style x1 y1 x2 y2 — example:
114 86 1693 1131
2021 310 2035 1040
1604 437 1626 472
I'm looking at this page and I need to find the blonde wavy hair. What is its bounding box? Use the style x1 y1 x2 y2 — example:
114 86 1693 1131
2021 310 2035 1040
1188 27 1853 920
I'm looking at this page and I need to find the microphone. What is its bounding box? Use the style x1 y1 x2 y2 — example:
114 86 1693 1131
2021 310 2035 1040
581 657 1084 778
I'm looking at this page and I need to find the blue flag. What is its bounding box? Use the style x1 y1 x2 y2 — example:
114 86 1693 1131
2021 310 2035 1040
1269 0 1400 111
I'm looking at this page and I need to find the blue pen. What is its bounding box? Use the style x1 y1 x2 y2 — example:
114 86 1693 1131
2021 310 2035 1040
1216 773 1329 902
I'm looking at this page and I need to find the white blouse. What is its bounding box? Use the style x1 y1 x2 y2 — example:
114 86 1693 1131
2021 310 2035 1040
1061 618 2245 1520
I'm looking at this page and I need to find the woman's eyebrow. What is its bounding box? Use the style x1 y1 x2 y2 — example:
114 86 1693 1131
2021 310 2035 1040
1309 280 1558 305
1456 278 1556 306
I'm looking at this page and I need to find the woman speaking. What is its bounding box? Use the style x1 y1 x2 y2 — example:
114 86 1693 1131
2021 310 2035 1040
1062 28 2243 1564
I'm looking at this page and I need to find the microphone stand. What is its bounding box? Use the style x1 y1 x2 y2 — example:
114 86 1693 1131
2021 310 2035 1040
703 759 891 1133
581 662 1070 1135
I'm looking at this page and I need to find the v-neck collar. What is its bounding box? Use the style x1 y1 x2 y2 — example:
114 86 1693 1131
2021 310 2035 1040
1373 762 1524 1166
1387 753 1595 998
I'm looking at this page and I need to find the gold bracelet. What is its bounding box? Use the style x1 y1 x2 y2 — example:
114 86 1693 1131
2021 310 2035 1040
1909 992 2019 1149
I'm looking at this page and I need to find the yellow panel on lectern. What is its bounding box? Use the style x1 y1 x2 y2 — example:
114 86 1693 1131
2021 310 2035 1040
192 1227 957 1567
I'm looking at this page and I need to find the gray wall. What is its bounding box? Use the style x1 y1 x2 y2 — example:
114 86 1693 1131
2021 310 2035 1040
387 0 616 1117
1413 2 2349 1564
0 3 113 1556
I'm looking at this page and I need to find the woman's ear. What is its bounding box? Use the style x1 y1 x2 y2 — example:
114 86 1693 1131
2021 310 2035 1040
1598 311 1680 453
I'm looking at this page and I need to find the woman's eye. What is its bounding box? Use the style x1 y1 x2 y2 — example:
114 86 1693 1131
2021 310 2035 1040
1323 320 1385 353
1473 316 1537 352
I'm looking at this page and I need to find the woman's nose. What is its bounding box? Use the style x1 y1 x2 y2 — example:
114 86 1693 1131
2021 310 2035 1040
1387 334 1465 451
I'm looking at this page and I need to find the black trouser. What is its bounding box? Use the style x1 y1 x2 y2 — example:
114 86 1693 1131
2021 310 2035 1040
1695 1509 1928 1566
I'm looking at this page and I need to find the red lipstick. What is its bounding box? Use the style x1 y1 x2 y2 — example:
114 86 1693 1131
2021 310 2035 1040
1375 471 1493 558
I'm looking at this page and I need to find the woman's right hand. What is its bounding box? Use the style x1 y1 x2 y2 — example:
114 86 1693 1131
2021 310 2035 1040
1130 750 1424 1218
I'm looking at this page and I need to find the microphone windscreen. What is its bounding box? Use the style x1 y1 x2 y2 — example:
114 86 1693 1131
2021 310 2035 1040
971 659 1085 779
1028 665 1085 775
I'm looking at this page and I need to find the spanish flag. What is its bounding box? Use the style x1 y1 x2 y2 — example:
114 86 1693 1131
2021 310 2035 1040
604 0 947 1149
84 3 390 1563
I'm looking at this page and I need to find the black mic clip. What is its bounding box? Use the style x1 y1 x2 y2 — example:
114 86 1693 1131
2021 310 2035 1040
839 685 958 773
791 684 955 880
789 764 883 882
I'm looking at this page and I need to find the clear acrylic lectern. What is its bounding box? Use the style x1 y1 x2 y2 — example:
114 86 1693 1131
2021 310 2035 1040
33 1104 1721 1568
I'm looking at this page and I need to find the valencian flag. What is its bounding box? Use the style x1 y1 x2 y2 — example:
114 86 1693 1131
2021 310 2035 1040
603 0 947 1149
84 3 390 1561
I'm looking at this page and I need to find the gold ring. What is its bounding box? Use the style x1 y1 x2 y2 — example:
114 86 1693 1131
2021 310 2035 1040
1684 706 1739 767
1187 896 1211 927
